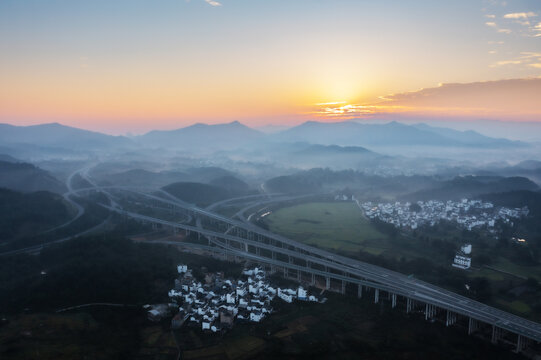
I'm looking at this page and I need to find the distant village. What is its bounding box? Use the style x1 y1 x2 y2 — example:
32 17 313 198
145 265 324 333
359 199 529 232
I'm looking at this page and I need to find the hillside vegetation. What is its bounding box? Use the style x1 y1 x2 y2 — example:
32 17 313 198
0 188 70 240
264 169 538 201
406 176 539 201
163 182 234 206
0 161 66 194
163 176 251 206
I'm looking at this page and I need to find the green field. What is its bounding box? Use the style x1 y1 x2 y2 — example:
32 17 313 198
495 299 532 314
264 202 389 253
491 257 541 281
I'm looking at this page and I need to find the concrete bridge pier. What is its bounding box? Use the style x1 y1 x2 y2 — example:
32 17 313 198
270 252 276 273
341 281 346 294
446 311 457 326
492 325 502 344
357 284 362 298
374 288 379 304
425 304 436 320
468 318 479 335
406 298 412 313
325 277 330 290
515 335 528 353
311 273 316 286
391 293 397 308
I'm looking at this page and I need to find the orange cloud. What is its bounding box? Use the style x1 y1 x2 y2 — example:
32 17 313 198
311 78 541 121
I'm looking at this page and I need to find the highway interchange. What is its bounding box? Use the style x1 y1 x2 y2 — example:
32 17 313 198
3 165 541 348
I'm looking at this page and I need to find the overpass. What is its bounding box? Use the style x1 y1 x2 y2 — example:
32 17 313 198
69 178 541 353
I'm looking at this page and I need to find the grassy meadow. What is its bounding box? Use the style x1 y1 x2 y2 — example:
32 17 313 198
264 201 389 253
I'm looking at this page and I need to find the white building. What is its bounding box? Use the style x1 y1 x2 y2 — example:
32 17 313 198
297 287 307 300
168 265 321 331
452 254 472 270
226 293 236 304
277 289 293 303
202 320 211 330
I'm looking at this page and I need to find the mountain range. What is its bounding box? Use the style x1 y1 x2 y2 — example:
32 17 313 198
0 123 131 150
138 121 264 150
275 121 524 148
0 120 530 160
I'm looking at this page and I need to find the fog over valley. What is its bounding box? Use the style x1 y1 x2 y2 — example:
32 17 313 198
3 0 541 358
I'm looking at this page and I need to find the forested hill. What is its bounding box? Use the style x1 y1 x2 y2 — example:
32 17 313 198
406 176 539 201
0 188 70 240
0 160 66 194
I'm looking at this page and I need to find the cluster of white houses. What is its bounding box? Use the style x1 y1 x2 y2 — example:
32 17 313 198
164 265 322 332
360 199 528 231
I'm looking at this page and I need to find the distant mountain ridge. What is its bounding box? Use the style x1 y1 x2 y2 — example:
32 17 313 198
138 121 263 150
294 144 374 155
0 123 132 151
513 160 541 170
0 154 19 163
0 120 529 160
275 121 526 148
411 123 521 147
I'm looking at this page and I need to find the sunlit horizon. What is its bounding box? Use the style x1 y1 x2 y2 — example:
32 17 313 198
1 0 540 134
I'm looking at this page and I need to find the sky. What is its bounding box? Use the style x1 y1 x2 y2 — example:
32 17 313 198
0 0 540 134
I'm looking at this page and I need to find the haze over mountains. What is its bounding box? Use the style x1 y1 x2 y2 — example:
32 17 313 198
96 166 249 190
0 123 131 152
275 121 525 148
1 120 540 185
139 121 264 150
262 168 540 199
0 119 531 153
0 161 66 194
